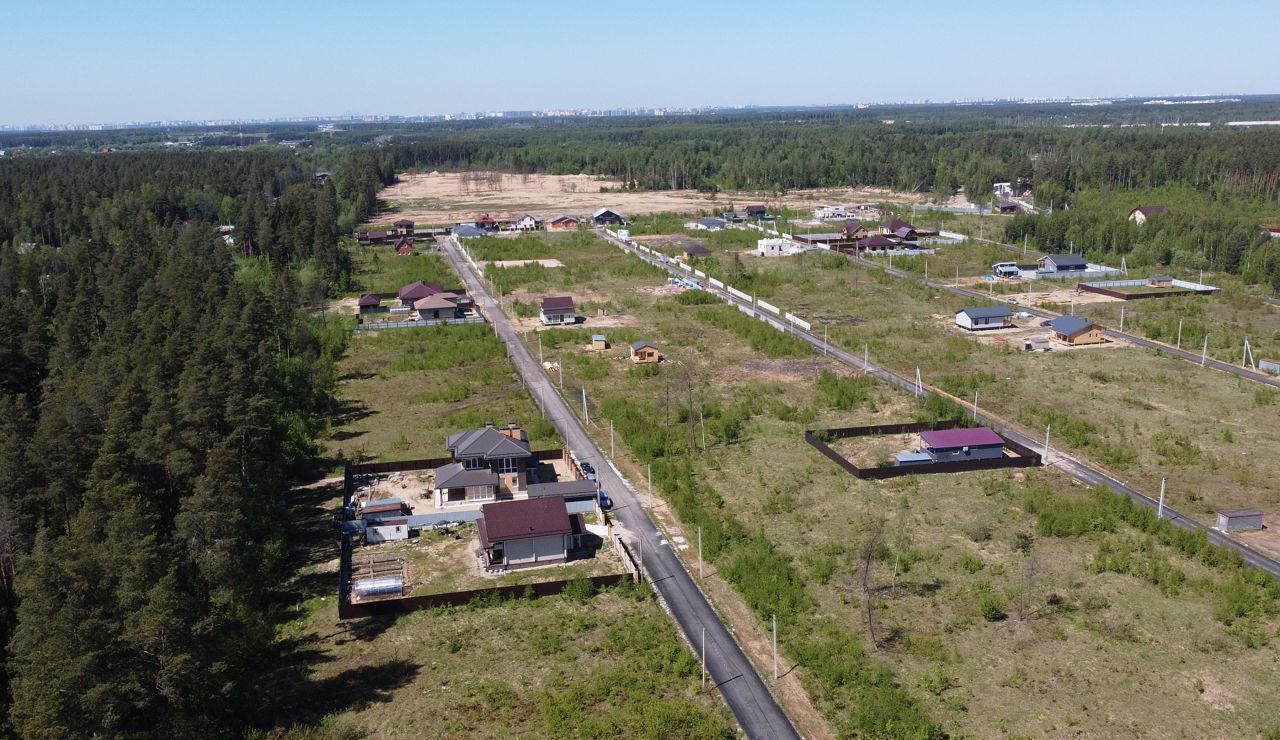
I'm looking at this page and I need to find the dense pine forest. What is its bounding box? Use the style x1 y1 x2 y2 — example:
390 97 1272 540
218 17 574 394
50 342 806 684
0 151 347 736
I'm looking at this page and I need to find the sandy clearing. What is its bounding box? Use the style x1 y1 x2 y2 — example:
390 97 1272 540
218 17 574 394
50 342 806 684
367 171 927 226
478 258 564 270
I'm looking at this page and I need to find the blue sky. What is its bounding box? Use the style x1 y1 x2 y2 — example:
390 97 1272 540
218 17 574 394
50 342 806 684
3 0 1276 126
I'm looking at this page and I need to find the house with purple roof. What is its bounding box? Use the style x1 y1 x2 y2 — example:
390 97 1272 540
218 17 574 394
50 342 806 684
919 427 1006 462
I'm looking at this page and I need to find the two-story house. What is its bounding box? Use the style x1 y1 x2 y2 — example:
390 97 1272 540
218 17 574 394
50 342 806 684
434 423 533 506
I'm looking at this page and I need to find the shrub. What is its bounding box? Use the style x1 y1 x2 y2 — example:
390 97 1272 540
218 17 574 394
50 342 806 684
979 593 1007 622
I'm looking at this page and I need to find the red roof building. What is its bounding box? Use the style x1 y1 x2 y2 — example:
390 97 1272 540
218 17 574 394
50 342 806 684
477 496 583 570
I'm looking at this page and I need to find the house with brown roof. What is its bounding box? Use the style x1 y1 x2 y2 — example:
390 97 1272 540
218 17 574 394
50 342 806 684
477 496 584 571
682 244 711 260
398 280 445 307
414 292 461 320
357 294 383 313
540 296 577 325
548 215 581 231
1128 205 1170 225
393 219 415 236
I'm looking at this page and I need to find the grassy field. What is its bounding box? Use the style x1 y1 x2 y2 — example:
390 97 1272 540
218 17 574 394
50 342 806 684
475 228 1280 737
279 244 735 738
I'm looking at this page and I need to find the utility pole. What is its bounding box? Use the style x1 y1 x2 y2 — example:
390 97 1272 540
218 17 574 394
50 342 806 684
772 614 778 681
823 323 828 355
864 344 869 374
538 333 543 365
1043 424 1052 465
973 391 979 422
1158 478 1166 519
1176 319 1183 349
698 526 703 580
558 360 563 389
647 463 652 508
915 367 923 397
610 420 615 458
1119 306 1125 332
1201 335 1209 366
701 626 707 690
582 387 589 424
700 408 706 451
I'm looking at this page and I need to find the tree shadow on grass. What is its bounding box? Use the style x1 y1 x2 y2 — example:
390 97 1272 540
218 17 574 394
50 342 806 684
257 638 420 730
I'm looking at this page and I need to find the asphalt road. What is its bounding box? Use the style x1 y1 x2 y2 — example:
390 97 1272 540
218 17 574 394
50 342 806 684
440 238 800 740
596 229 1280 581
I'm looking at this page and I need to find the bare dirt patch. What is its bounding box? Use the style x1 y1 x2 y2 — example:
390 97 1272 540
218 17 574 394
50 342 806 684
374 171 926 225
478 258 564 270
712 357 843 385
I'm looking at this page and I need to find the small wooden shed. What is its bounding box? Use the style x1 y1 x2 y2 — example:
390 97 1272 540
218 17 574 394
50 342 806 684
630 341 660 364
591 334 608 351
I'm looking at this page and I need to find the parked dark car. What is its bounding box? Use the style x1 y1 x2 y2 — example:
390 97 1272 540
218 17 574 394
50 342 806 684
598 490 613 510
1040 320 1053 327
579 461 597 481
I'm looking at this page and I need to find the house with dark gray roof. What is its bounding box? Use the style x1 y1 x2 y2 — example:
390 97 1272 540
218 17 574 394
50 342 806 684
434 423 534 506
630 341 660 364
955 305 1014 331
1128 205 1170 225
685 217 728 231
592 208 626 226
1038 253 1088 273
682 244 712 259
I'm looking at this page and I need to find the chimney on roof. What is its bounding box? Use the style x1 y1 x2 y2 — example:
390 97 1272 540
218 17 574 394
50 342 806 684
484 421 494 429
499 422 526 441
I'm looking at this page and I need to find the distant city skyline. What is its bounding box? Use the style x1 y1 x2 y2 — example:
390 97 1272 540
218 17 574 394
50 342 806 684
3 0 1277 128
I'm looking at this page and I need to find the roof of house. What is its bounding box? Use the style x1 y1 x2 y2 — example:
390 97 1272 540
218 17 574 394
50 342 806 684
414 293 459 311
695 217 727 228
516 213 540 222
1051 315 1095 337
365 231 388 239
1131 205 1170 217
592 334 606 341
399 280 444 300
1044 253 1088 270
683 244 711 257
593 207 624 218
841 219 865 234
894 227 917 239
1149 275 1174 282
445 426 532 459
540 296 575 312
920 427 1004 449
393 219 414 227
434 462 499 490
363 497 403 508
746 204 767 213
478 496 572 545
550 214 579 224
358 293 382 307
631 341 657 351
858 234 899 249
1219 508 1264 518
958 306 1014 320
883 219 916 232
525 480 599 499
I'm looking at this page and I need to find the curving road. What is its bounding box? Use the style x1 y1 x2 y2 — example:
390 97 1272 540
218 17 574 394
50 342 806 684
440 237 801 740
595 229 1280 581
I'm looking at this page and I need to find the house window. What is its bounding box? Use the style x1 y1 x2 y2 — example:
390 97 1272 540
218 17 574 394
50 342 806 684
498 457 518 474
463 457 484 470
